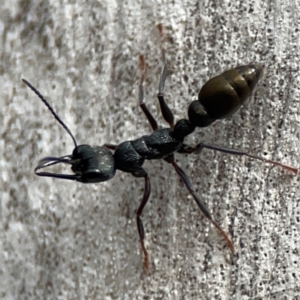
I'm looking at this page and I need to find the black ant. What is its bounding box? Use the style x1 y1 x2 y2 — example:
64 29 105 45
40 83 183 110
22 56 297 271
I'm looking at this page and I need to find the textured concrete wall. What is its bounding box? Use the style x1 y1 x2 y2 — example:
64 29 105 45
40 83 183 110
1 0 300 299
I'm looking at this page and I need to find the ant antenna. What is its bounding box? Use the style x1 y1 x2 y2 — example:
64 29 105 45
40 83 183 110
22 79 78 149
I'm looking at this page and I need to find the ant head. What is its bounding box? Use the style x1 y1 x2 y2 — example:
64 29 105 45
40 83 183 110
23 79 116 183
71 145 116 183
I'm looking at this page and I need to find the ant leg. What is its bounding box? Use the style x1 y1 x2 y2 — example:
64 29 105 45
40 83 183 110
182 142 297 174
155 23 174 127
139 82 159 132
139 55 158 132
157 64 175 129
103 144 117 150
138 56 174 130
135 172 151 272
157 24 166 63
164 155 234 253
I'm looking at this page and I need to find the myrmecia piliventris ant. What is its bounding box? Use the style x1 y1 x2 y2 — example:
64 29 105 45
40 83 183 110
23 56 297 271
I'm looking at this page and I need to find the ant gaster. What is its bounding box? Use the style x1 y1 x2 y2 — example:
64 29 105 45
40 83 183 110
22 57 297 271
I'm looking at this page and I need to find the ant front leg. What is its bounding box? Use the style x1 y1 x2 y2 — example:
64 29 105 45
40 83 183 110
139 55 158 132
133 169 152 272
137 174 151 272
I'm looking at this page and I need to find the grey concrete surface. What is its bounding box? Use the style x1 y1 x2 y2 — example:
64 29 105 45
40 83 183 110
1 1 300 299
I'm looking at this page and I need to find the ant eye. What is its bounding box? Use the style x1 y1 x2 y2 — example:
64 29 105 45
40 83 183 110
82 170 101 181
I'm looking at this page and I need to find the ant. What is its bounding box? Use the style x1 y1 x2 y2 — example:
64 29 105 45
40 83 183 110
22 56 297 272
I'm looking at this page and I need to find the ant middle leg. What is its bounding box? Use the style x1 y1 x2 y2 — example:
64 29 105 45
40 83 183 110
104 144 117 150
155 23 174 128
157 64 174 128
164 154 234 253
138 55 175 131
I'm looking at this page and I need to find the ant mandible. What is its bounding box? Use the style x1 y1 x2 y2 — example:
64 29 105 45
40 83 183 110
22 56 297 272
